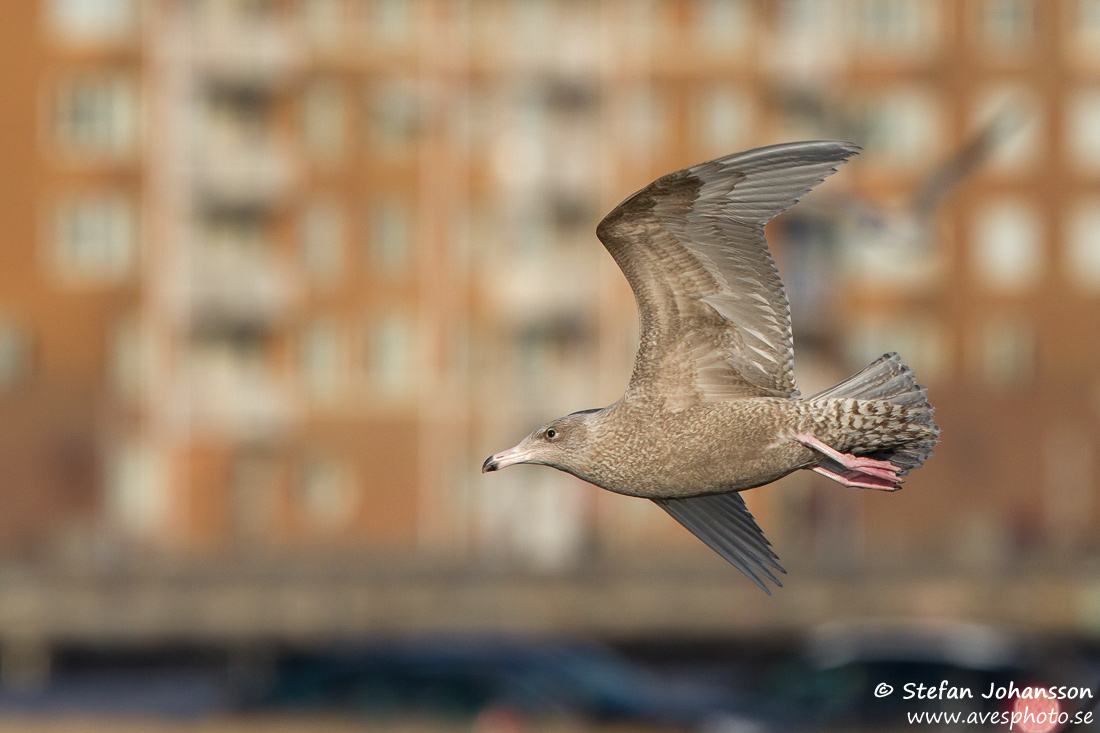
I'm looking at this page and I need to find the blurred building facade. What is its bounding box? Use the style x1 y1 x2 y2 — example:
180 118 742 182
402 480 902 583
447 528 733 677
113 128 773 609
2 0 1100 586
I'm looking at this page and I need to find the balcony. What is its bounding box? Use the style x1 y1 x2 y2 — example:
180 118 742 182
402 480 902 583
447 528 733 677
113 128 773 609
194 143 296 208
193 19 303 87
172 244 298 328
481 246 600 327
175 355 295 440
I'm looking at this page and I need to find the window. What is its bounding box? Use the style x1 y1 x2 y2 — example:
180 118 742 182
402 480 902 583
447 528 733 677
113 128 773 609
694 0 752 52
1070 0 1100 60
446 207 472 276
367 81 422 156
231 453 279 543
463 200 499 268
107 440 167 538
47 0 136 43
852 89 943 169
445 87 475 154
302 318 344 399
110 314 143 400
514 0 552 49
977 0 1036 52
619 86 667 158
1068 88 1100 172
364 0 413 44
300 457 357 527
197 0 278 28
300 198 344 283
302 0 345 46
1067 201 1100 291
519 328 553 397
620 0 658 55
52 193 135 284
442 322 470 388
695 86 753 158
0 322 31 391
368 313 414 398
514 209 551 260
302 79 345 163
772 0 847 78
851 0 938 55
368 199 412 277
972 200 1043 292
974 316 1035 389
54 74 139 159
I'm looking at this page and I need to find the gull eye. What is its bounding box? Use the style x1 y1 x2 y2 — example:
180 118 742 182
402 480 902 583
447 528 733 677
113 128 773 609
545 428 557 440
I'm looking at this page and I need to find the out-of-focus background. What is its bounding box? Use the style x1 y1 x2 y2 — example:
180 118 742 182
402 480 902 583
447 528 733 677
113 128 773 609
1 0 1099 731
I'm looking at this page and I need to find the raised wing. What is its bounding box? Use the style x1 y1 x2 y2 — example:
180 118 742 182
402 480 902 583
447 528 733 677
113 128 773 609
597 141 860 409
654 493 785 594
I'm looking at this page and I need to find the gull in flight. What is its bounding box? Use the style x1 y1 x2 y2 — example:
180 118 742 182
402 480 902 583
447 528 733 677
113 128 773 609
483 141 939 593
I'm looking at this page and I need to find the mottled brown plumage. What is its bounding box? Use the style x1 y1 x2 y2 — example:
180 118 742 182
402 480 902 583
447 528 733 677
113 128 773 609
483 141 939 593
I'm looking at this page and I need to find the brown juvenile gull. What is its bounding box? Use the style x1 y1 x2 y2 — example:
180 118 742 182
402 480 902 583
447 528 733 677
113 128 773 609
482 141 939 593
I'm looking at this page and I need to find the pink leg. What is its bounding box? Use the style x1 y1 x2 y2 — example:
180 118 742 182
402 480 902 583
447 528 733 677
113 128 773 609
796 433 901 490
811 465 900 492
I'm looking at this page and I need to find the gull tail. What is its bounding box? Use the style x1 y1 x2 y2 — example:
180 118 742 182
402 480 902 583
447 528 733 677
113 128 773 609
809 352 939 475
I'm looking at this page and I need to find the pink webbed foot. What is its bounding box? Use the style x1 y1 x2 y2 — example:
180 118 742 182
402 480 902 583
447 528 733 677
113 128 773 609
811 465 900 491
795 433 902 492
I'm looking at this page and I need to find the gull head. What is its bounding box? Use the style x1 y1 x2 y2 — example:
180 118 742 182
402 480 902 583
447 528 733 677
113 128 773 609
482 409 600 475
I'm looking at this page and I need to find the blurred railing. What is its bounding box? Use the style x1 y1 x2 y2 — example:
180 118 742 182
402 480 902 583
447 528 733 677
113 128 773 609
194 143 297 207
174 367 294 439
0 561 1095 646
181 250 298 327
193 17 303 86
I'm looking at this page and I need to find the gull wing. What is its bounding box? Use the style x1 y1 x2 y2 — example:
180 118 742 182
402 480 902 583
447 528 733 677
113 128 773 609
597 141 860 409
654 493 786 594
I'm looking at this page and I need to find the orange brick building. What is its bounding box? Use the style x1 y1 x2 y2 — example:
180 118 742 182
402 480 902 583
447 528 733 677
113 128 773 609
0 0 1097 581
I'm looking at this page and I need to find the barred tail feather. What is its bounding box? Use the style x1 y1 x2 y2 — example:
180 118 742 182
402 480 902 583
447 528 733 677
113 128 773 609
811 352 924 405
811 352 938 475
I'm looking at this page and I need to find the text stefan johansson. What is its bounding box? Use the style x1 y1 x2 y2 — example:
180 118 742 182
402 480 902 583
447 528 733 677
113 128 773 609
902 681 1094 701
